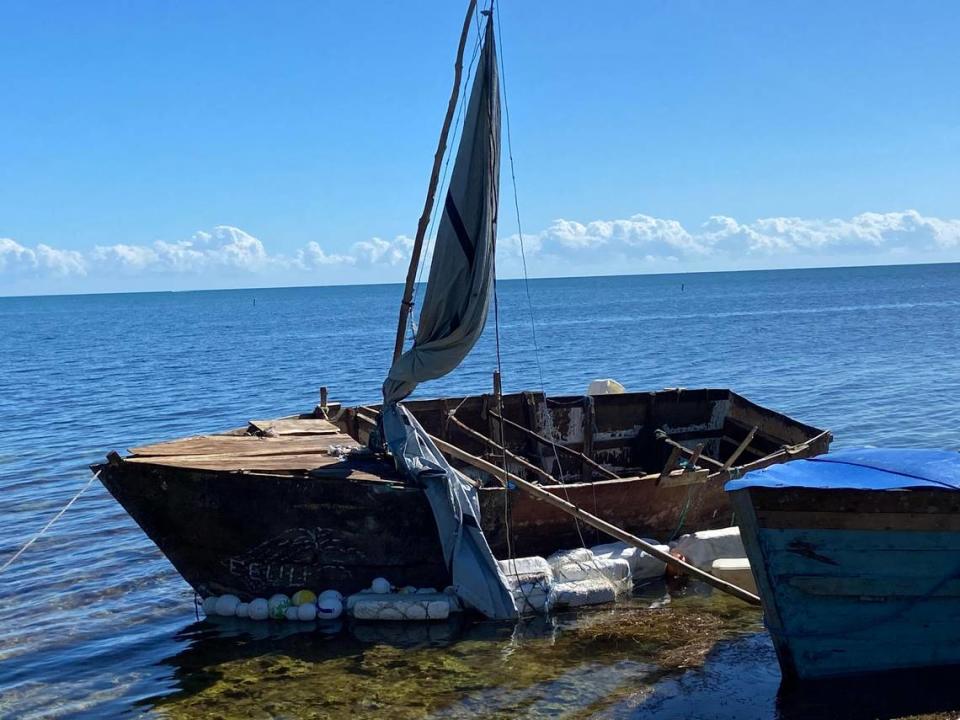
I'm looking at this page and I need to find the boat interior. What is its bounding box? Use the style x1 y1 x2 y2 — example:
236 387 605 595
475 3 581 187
118 388 829 490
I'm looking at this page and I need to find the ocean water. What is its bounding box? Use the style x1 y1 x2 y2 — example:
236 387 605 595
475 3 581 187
1 263 959 719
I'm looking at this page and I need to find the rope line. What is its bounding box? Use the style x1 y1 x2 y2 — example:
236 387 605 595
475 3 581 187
494 4 592 552
0 470 100 575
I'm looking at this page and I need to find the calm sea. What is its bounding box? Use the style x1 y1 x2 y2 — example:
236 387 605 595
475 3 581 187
1 264 959 718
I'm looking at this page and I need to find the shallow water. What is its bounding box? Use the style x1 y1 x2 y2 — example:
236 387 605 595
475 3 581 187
2 264 959 718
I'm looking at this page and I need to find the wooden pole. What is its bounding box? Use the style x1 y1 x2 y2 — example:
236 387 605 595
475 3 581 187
447 413 561 485
723 426 758 471
391 0 479 363
487 409 622 481
428 434 762 606
655 430 723 470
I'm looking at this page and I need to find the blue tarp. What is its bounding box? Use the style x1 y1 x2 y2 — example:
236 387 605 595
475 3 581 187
725 448 960 492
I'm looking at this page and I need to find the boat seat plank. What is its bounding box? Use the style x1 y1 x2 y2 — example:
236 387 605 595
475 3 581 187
248 418 339 435
130 434 358 458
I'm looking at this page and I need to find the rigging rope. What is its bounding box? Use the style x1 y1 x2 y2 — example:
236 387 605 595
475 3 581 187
494 3 592 553
0 470 100 575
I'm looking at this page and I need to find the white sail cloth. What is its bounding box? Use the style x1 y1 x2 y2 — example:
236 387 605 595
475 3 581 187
379 19 516 620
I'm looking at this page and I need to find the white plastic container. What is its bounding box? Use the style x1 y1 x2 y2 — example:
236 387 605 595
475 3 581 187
587 379 626 395
673 527 744 570
710 557 757 594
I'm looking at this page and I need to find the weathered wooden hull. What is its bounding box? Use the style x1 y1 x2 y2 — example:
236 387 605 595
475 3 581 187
97 463 739 598
731 486 960 680
97 462 449 598
96 388 829 602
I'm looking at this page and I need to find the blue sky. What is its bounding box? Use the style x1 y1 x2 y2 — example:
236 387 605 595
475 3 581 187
1 0 958 295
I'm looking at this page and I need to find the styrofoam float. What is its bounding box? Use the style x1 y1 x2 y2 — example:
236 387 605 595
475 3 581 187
349 592 453 621
547 577 617 609
710 557 757 594
591 541 669 579
672 527 744 571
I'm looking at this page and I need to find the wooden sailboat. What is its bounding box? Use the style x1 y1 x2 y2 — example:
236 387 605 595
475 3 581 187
94 3 830 609
96 388 828 600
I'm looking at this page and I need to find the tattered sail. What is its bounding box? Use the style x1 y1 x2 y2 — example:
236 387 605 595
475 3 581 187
383 14 500 405
380 16 517 620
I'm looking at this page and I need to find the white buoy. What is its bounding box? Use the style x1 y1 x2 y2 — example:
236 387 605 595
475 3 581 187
318 589 343 602
235 602 250 618
297 603 317 621
201 596 218 616
268 594 291 620
215 594 240 616
284 606 299 621
248 598 269 620
317 596 343 620
371 577 391 594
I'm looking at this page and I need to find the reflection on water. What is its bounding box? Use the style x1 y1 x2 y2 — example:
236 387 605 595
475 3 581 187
139 588 762 720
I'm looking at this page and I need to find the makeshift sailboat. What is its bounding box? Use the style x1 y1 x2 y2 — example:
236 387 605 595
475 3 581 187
95 3 830 617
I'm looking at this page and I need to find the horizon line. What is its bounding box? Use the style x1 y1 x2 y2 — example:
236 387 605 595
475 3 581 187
2 258 958 301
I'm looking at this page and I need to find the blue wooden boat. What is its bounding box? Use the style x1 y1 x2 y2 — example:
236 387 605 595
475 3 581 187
726 448 960 681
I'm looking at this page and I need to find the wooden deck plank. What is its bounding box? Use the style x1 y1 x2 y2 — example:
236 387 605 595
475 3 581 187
126 452 359 472
130 434 358 458
248 418 339 435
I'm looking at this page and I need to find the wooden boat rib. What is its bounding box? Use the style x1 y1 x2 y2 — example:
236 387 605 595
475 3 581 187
95 387 829 600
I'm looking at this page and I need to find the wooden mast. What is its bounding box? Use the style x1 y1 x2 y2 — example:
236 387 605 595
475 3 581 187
391 0 479 363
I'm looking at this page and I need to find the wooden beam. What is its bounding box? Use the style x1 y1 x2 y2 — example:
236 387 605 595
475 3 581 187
391 0 479 362
658 445 683 484
655 430 723 470
429 434 761 606
486 409 621 481
688 442 705 468
447 413 561 485
723 426 758 471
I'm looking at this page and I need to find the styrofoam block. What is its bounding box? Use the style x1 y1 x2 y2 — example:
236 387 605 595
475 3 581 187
672 527 744 571
551 555 630 588
547 578 617 609
345 588 374 613
348 592 452 621
596 557 631 584
547 548 594 570
511 582 549 614
498 556 553 585
710 558 757 595
592 541 669 579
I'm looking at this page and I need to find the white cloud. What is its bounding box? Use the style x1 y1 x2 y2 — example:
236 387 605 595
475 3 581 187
3 210 960 292
351 235 414 266
501 210 960 268
0 238 87 276
295 241 355 269
541 215 706 255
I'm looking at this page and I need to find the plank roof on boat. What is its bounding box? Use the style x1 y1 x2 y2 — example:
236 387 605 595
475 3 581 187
129 433 355 458
123 416 399 482
247 418 339 435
